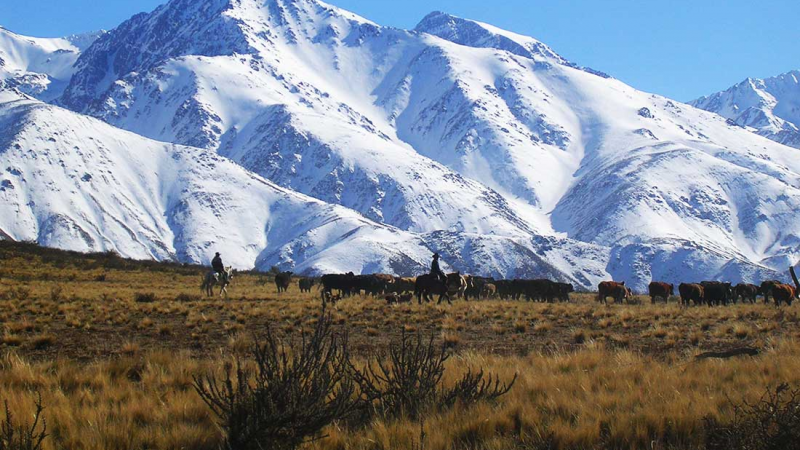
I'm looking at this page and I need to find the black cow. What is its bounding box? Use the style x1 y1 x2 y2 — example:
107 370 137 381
679 283 704 306
521 279 555 302
553 283 574 302
320 272 357 299
299 278 316 293
463 275 491 301
275 271 293 293
700 281 733 306
494 280 514 300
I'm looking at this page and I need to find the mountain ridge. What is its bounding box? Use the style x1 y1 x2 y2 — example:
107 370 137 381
0 26 104 101
691 69 800 148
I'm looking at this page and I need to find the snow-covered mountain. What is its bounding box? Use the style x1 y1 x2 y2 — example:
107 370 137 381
0 88 602 284
0 26 103 101
0 89 443 275
691 70 800 149
3 0 798 290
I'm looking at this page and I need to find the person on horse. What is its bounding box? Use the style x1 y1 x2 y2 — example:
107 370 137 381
211 252 225 280
430 253 446 283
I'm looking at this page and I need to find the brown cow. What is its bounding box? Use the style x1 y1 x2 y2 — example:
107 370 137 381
648 282 674 304
389 277 416 294
678 283 704 306
772 284 796 306
373 274 396 294
733 283 759 304
598 281 629 305
481 283 496 299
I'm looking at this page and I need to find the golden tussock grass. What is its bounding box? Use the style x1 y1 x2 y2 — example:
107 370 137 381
0 342 799 450
3 241 800 449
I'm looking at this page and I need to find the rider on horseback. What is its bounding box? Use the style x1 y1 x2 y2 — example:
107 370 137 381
212 252 225 280
430 253 446 283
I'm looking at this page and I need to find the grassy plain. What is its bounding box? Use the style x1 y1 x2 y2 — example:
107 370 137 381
1 241 799 449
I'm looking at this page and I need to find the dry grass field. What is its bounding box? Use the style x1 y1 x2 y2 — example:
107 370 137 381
1 241 799 450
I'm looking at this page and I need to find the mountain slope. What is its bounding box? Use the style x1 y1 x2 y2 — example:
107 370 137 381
691 70 800 148
0 27 103 101
29 0 800 289
0 89 438 275
1 88 603 284
59 0 560 237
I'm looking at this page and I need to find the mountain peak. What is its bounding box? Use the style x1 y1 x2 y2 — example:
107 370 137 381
0 26 90 101
417 11 450 24
226 0 377 27
691 69 800 148
63 30 107 52
414 10 607 76
415 10 538 44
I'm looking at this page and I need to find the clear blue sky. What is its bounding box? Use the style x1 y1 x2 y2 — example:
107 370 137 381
1 0 798 101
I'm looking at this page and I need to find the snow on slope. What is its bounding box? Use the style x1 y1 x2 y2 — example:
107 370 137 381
59 0 560 237
43 0 800 289
0 87 601 284
691 70 800 148
0 27 103 101
0 88 440 275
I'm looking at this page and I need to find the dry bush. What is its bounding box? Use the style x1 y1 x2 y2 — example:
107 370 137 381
175 293 201 302
134 292 157 303
349 331 516 423
48 286 63 303
9 288 30 302
120 342 140 356
29 335 54 350
572 329 587 344
704 383 800 450
0 392 47 450
1 335 22 347
193 312 359 450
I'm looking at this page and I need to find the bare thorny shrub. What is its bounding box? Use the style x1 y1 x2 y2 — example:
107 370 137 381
193 312 358 450
193 312 516 450
349 330 517 422
704 383 800 450
0 392 47 450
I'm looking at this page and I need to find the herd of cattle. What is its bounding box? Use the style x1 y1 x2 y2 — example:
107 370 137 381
601 280 797 306
275 271 573 304
273 271 799 307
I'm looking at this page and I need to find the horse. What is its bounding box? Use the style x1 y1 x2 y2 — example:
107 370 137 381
415 273 455 305
201 267 234 297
